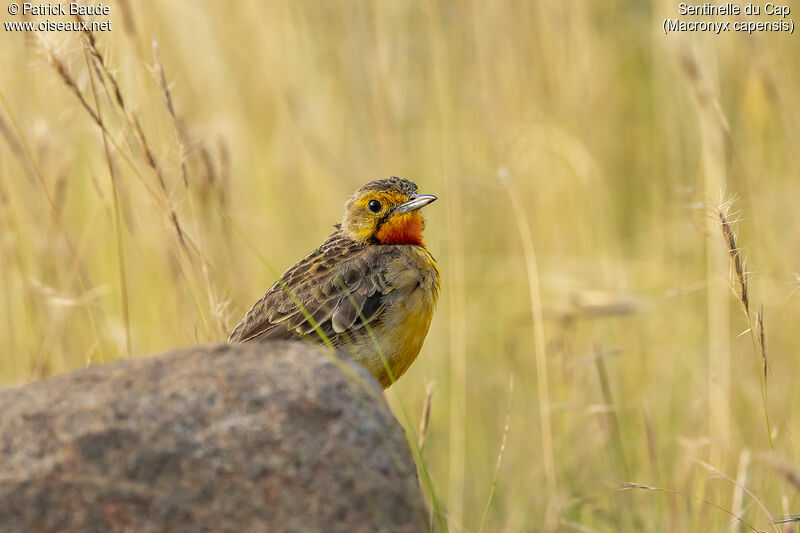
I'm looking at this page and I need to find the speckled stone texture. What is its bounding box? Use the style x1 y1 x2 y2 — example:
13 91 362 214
0 341 426 533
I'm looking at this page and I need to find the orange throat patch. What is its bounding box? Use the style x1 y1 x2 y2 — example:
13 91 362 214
375 212 424 245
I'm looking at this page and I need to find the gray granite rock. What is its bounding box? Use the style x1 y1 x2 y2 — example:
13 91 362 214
0 341 426 532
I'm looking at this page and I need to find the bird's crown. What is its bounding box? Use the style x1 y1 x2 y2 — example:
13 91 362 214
354 177 419 198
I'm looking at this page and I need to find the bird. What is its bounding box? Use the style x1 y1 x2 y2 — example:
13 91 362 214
228 177 440 389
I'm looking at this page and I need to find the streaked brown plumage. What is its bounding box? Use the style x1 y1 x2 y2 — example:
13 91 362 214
228 177 440 388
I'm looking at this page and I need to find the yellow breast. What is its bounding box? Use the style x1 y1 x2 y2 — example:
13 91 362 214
354 246 440 388
342 246 439 388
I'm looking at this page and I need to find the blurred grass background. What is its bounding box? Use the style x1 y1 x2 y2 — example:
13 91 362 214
1 1 799 531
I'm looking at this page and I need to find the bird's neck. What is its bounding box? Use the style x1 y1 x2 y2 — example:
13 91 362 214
375 212 425 245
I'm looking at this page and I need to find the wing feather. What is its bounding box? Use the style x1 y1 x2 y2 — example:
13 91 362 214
227 232 397 345
331 290 368 333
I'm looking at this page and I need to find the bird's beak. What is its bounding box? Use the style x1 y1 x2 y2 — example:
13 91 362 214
392 194 437 215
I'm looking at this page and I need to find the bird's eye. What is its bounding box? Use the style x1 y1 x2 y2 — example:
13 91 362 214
368 199 382 213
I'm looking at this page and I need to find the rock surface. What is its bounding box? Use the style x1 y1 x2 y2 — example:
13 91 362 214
0 341 426 532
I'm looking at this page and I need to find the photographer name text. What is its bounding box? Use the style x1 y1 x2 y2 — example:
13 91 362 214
5 2 112 32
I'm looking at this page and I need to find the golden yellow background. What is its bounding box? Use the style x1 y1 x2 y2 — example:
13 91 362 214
1 2 798 531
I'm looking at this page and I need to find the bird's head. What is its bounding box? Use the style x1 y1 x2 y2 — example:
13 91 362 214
341 177 437 245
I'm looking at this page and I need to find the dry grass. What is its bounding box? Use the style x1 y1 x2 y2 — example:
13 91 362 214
716 197 773 449
2 3 800 531
718 199 749 313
